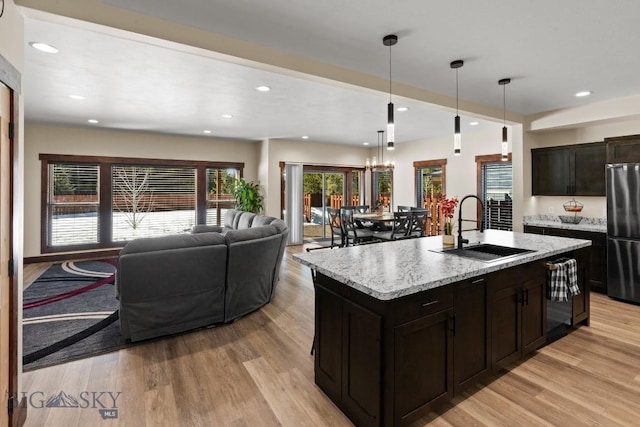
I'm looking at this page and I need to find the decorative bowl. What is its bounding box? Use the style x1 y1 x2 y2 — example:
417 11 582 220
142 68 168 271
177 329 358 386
558 215 583 224
563 198 583 212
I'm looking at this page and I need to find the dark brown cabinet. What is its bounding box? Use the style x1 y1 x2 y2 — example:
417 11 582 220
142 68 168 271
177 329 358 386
314 284 382 426
606 134 640 163
312 247 589 426
453 277 489 394
390 285 454 425
489 264 546 373
531 142 606 196
524 225 606 293
393 308 453 425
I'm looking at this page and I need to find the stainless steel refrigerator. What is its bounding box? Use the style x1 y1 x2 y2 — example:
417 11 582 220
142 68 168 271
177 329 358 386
607 163 640 302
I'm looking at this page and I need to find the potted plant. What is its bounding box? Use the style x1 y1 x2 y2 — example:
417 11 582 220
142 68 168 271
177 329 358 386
232 178 264 213
439 194 458 247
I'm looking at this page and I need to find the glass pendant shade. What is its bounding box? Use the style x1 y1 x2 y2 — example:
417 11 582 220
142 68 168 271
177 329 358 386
501 126 508 161
499 78 511 162
387 102 395 150
454 115 461 156
450 60 464 156
383 35 398 151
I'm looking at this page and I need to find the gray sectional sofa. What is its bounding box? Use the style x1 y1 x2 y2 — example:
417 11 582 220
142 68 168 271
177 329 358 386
116 210 288 342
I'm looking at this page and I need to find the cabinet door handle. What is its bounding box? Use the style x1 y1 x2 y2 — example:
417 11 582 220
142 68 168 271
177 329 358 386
524 289 529 305
450 315 456 336
421 300 438 307
472 278 485 284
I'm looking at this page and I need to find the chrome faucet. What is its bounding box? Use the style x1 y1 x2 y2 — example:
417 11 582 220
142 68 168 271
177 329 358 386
457 195 485 249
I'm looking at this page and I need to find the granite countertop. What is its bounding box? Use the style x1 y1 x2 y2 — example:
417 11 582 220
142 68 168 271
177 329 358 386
293 229 591 301
522 215 606 233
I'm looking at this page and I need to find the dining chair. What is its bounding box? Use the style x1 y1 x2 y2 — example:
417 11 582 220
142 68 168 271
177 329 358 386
408 208 429 237
341 207 376 246
353 205 370 214
327 207 346 248
374 211 412 241
352 205 370 229
397 205 414 212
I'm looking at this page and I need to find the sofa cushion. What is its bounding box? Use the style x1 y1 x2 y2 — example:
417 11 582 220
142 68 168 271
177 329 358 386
191 224 223 234
236 212 257 229
224 209 239 229
251 215 276 227
120 232 226 255
224 225 277 244
269 218 288 235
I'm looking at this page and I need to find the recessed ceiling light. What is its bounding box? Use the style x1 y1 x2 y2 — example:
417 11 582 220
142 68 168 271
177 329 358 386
575 91 593 97
469 121 479 126
203 130 212 134
87 119 99 124
29 42 59 54
301 135 309 139
396 107 409 112
221 114 233 119
256 86 271 92
68 94 86 100
363 142 369 146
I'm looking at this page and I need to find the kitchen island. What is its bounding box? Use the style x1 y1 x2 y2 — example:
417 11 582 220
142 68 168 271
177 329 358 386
293 230 591 427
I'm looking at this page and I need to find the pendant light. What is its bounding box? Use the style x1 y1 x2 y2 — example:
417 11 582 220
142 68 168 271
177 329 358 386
383 34 398 151
450 60 464 156
370 130 393 169
499 78 511 161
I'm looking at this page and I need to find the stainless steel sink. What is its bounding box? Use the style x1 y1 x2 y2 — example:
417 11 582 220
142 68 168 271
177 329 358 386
431 243 535 262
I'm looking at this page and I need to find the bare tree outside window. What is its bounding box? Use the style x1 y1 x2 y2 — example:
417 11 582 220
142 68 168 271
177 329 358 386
113 166 154 229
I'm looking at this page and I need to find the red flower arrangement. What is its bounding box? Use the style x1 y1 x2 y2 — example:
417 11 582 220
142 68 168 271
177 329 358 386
439 195 459 219
439 195 458 235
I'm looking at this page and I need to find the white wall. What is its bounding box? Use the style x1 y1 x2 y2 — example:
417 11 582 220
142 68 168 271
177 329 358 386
262 139 370 217
392 126 509 208
522 117 640 220
24 122 259 257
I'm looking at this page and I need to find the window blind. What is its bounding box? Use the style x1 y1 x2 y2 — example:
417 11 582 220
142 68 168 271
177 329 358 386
481 162 513 230
112 165 196 241
206 168 238 226
48 163 100 246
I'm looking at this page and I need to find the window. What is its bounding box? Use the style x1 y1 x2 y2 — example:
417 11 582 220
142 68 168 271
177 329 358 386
41 154 243 252
477 154 513 231
47 163 100 246
414 160 447 207
206 168 239 227
414 159 447 236
372 169 392 210
112 165 196 241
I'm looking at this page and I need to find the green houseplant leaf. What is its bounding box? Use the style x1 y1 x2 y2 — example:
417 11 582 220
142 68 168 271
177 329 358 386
232 178 264 214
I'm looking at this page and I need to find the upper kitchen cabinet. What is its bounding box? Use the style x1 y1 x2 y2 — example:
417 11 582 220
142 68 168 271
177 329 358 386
532 142 606 196
606 134 640 163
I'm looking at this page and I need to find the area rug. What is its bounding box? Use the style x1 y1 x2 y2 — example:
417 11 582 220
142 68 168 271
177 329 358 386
22 259 127 372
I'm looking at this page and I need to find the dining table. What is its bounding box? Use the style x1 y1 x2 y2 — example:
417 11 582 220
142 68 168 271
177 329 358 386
352 212 395 222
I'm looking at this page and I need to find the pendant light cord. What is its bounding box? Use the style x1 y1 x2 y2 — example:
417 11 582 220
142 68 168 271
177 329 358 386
389 44 392 102
456 68 459 114
503 84 506 125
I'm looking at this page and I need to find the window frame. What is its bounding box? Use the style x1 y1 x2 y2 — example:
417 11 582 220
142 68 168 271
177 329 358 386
413 159 447 207
40 154 243 253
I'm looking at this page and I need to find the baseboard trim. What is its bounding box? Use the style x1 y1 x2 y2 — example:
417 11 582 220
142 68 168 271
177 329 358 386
25 249 122 264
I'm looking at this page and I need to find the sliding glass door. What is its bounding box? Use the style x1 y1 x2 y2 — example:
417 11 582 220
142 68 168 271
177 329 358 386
303 171 345 241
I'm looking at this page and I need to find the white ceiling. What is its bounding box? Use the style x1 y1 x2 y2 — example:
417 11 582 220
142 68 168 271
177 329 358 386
22 0 640 146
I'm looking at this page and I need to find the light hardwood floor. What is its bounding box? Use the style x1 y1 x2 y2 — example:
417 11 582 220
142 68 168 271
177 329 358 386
21 245 640 426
